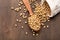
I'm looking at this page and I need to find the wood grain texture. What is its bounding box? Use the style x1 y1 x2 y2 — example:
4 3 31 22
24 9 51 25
0 0 60 40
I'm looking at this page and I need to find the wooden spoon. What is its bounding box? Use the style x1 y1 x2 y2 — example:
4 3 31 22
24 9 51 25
23 0 41 31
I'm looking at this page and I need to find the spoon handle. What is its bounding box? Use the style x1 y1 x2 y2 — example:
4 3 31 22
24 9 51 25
22 0 33 15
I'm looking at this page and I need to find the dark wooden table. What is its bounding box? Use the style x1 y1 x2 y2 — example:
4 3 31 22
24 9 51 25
0 0 60 40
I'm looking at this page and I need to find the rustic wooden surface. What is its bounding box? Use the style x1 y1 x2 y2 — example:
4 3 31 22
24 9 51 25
0 0 60 40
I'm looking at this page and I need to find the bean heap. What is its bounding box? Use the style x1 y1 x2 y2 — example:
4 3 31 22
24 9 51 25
28 1 51 31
